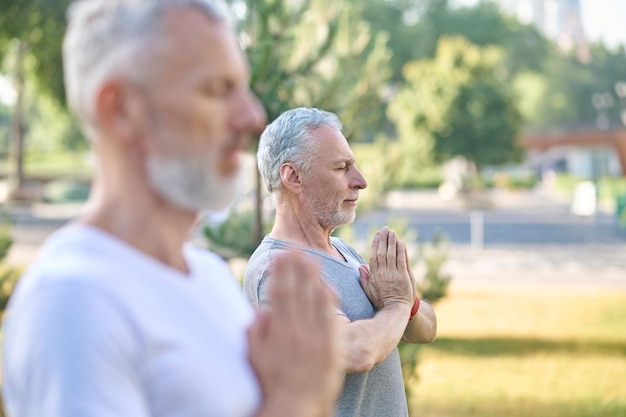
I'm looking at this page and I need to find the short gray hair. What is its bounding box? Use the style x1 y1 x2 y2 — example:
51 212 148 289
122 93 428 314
63 0 229 141
257 107 342 193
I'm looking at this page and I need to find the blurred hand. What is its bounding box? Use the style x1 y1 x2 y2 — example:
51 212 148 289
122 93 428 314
247 251 343 417
359 226 414 310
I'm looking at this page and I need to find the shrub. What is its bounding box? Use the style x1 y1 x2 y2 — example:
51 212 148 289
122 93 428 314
0 214 21 316
42 178 91 203
203 209 272 260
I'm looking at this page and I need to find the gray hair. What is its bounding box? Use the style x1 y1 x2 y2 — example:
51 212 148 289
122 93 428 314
63 0 229 142
257 107 342 193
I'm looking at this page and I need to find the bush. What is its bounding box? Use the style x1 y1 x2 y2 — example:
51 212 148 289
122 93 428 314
203 209 272 260
0 215 21 316
553 173 583 197
42 178 91 203
0 265 22 313
597 176 626 208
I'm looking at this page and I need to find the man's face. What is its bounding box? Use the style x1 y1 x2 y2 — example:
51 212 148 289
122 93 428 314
300 125 368 229
139 9 266 212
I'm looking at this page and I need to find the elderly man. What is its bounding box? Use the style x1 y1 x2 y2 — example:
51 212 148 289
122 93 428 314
244 107 437 417
2 3 342 417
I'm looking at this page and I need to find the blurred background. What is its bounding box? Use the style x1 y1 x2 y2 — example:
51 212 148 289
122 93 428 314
0 0 625 416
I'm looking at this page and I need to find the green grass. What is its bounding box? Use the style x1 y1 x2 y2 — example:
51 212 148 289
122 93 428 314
409 285 626 417
0 151 92 179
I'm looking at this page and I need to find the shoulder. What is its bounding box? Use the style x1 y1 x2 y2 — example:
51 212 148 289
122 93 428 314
243 238 291 307
245 238 290 278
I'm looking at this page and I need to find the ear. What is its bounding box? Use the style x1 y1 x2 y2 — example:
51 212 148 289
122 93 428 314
279 163 302 194
94 79 146 145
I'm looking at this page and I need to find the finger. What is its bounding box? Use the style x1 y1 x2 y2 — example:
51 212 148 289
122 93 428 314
399 241 417 298
248 311 269 343
247 311 269 368
376 227 389 267
387 229 397 268
358 264 369 290
369 232 380 269
396 239 407 271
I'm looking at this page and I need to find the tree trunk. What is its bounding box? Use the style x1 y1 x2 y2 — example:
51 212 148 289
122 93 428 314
8 41 27 200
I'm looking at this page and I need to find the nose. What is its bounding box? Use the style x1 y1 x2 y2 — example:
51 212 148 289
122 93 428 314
233 88 267 135
351 167 368 190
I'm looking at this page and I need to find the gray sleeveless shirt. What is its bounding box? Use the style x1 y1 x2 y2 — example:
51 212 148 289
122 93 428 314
243 236 408 417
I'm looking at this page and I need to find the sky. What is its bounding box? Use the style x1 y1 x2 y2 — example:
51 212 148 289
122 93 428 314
580 0 626 49
453 0 626 50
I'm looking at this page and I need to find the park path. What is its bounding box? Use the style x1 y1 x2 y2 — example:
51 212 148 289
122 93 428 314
3 187 626 289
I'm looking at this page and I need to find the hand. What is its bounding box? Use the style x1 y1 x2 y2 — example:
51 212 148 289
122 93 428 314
359 227 414 310
403 242 419 305
247 251 343 417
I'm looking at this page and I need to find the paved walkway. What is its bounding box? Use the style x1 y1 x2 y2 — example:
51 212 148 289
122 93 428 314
2 189 625 289
353 188 626 289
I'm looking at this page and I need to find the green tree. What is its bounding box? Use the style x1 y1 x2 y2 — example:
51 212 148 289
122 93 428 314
360 0 552 82
389 36 523 184
529 44 626 129
213 0 392 250
0 0 71 197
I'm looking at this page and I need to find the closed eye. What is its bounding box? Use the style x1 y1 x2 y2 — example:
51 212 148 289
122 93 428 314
201 80 234 97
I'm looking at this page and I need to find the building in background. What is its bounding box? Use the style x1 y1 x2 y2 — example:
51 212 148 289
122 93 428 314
497 0 589 61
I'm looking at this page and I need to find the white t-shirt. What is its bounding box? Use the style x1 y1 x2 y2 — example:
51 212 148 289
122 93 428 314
2 225 261 417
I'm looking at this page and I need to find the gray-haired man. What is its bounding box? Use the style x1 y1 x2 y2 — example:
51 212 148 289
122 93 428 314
244 107 437 417
2 3 342 417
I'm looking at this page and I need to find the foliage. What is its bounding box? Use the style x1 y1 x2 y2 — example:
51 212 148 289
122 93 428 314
360 0 552 82
552 172 584 197
389 36 524 177
416 230 452 303
0 0 71 106
350 137 402 211
530 44 626 129
597 176 626 205
481 170 539 190
0 102 12 154
221 0 393 244
42 177 91 203
203 209 273 260
0 215 21 315
232 0 392 141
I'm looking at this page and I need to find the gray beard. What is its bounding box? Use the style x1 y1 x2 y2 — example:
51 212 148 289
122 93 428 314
303 198 356 229
146 154 243 213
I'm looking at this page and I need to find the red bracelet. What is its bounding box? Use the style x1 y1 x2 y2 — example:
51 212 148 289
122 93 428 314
409 297 421 320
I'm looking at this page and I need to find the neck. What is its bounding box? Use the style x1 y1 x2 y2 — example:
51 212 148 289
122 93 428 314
80 159 198 274
270 200 339 258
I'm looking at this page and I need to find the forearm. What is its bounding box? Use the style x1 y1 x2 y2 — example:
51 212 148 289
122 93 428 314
342 303 411 373
255 393 335 417
402 300 437 344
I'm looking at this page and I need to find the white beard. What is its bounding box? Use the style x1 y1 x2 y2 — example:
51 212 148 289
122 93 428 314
146 152 243 213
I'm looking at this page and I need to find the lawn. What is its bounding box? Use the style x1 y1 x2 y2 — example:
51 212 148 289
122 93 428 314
408 284 626 417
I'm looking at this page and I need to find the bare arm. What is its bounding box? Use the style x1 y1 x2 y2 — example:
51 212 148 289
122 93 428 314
337 303 410 373
402 300 437 344
341 227 414 373
401 243 437 344
248 252 343 417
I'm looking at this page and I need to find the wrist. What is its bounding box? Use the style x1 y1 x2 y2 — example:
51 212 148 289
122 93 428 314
409 297 421 320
